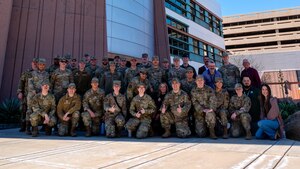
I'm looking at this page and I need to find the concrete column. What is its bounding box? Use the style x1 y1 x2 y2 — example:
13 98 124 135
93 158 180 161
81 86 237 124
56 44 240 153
0 0 13 92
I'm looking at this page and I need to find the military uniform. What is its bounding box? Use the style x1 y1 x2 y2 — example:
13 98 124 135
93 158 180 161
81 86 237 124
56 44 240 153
30 92 56 136
57 91 81 136
104 92 127 137
167 67 186 87
215 88 230 137
191 85 217 138
126 76 151 102
81 87 105 136
180 78 196 96
160 90 191 138
51 68 74 101
124 67 139 87
218 64 240 95
147 67 166 94
229 94 252 138
125 94 156 138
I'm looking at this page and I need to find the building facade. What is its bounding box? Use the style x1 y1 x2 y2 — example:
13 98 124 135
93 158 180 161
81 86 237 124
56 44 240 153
0 0 225 100
223 7 300 99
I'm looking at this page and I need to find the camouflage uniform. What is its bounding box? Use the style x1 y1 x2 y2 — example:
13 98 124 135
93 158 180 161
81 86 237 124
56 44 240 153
27 70 50 119
125 94 156 138
104 93 127 137
100 71 123 95
180 78 196 96
30 92 57 135
229 94 252 138
215 89 230 127
126 76 152 102
17 68 35 130
191 85 217 137
86 65 100 78
73 68 92 97
57 93 81 136
124 67 139 87
81 88 105 135
160 90 191 138
147 67 166 93
51 68 74 101
218 64 240 94
167 67 186 88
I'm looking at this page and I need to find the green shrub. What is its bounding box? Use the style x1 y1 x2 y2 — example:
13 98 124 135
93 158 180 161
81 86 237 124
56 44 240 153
0 98 21 123
278 98 299 121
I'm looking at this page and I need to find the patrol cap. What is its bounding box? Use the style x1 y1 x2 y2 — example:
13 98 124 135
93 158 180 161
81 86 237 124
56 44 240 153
109 61 116 66
38 58 46 64
121 58 127 61
234 83 243 89
90 56 97 60
173 56 180 61
91 77 99 83
64 53 72 60
196 75 204 80
215 77 223 83
114 55 120 59
139 68 147 74
162 58 169 63
60 56 67 62
68 83 76 88
84 53 89 57
186 67 193 72
79 58 86 63
32 57 39 62
142 53 148 58
41 80 50 86
113 80 121 86
71 58 77 62
171 78 180 84
54 55 60 60
152 56 159 61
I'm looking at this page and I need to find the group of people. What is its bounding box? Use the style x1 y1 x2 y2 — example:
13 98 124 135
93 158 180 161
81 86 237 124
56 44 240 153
17 52 284 140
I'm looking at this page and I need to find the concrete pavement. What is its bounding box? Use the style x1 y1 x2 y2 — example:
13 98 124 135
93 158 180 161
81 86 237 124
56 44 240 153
0 128 299 169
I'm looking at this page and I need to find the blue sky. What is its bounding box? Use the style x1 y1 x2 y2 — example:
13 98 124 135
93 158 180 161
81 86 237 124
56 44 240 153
217 0 300 16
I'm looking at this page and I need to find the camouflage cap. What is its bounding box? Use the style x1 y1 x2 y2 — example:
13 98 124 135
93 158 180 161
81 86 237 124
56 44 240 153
215 77 223 83
60 56 67 62
139 68 147 74
121 58 127 61
113 80 121 86
102 56 108 61
196 75 204 80
186 67 193 72
64 53 72 60
41 80 50 86
79 58 86 63
152 56 159 61
173 56 180 61
234 83 243 89
84 53 89 57
68 83 76 88
162 58 169 63
109 61 116 66
38 58 46 64
90 56 97 60
54 55 60 60
71 58 77 61
32 57 39 62
171 78 180 84
91 77 99 83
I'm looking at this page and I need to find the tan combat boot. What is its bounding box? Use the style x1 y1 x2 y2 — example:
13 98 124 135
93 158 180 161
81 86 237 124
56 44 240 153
162 129 171 138
209 127 217 139
31 126 38 137
70 126 77 137
85 126 91 137
222 127 228 139
245 130 252 140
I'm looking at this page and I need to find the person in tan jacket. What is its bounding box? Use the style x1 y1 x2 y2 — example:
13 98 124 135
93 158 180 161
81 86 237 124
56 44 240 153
255 84 284 140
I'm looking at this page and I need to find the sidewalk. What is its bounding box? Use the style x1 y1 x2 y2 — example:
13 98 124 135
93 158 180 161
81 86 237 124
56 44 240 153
0 128 299 169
